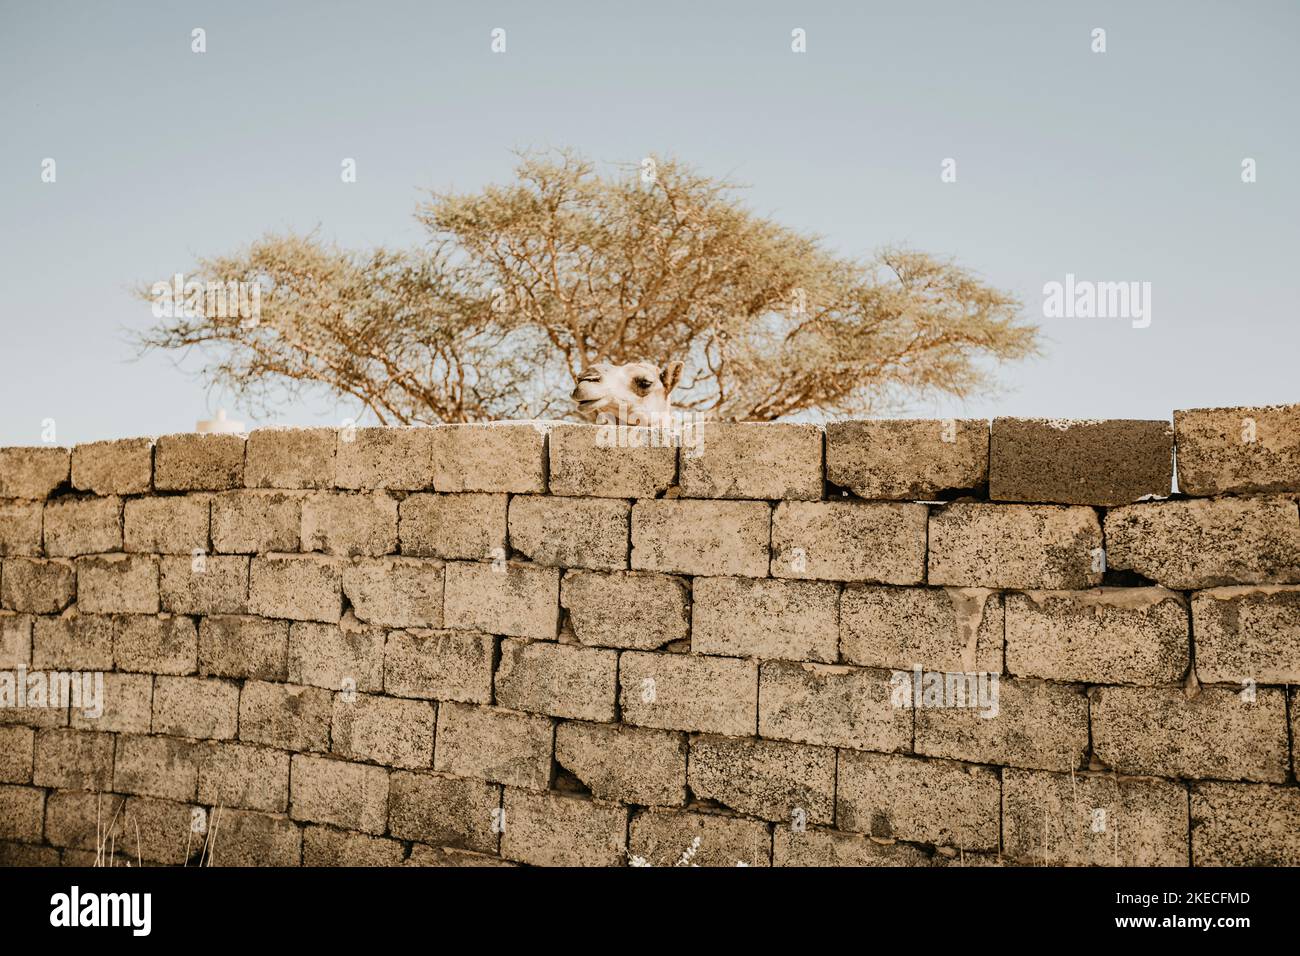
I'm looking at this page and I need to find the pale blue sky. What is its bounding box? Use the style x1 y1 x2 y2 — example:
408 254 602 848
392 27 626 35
1 0 1296 444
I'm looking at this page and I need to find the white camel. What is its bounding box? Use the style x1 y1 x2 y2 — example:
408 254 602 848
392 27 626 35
570 360 684 426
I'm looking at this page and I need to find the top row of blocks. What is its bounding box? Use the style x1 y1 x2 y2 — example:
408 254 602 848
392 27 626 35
0 406 1296 505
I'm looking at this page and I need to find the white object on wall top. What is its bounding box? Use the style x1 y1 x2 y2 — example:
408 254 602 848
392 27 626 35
196 408 245 434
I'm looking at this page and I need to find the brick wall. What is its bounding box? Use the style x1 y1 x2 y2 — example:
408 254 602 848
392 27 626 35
0 407 1298 867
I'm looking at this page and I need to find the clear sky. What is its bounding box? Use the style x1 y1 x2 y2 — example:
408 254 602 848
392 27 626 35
1 0 1296 445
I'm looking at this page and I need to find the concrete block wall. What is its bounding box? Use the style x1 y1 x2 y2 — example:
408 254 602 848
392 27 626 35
0 406 1297 867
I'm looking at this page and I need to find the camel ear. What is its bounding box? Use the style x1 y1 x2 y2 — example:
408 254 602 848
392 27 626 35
661 360 684 394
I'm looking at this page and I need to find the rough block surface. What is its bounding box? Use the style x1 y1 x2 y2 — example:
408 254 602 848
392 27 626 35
826 419 989 500
3 416 1297 868
990 417 1173 505
1174 405 1300 495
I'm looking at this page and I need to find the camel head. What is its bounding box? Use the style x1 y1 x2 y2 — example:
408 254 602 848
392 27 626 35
571 360 684 426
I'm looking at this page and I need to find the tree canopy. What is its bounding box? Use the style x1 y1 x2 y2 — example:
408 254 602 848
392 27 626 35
136 149 1039 423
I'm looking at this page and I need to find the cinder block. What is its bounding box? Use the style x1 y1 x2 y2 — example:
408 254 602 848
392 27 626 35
1 841 60 865
404 845 514 867
288 617 386 693
0 501 43 555
303 826 405 867
928 503 1102 589
33 728 114 790
0 726 34 783
238 680 332 752
0 682 64 730
1175 404 1300 495
1092 685 1288 783
1003 768 1188 866
770 501 927 583
1005 588 1189 685
678 422 822 500
159 554 246 615
1192 585 1300 684
443 561 558 639
432 703 553 790
43 496 122 557
840 586 1003 673
0 612 31 669
43 789 121 851
388 770 501 852
629 807 771 867
688 734 835 825
69 672 152 732
244 427 337 489
1192 781 1300 865
197 742 290 813
112 734 199 801
46 800 145 862
555 721 687 807
383 628 494 703
0 842 60 866
119 796 196 865
206 809 302 867
989 417 1173 505
198 615 289 681
430 422 549 493
693 577 839 663
2 558 75 613
331 692 435 769
71 438 153 495
248 554 341 622
78 554 158 614
495 638 618 721
773 825 936 867
335 427 434 491
301 492 398 557
619 651 757 736
838 752 999 850
915 677 1088 772
113 614 197 675
342 557 443 628
0 447 69 499
548 423 677 498
0 784 45 842
399 493 507 560
560 570 689 650
1105 497 1300 589
32 613 113 670
500 789 627 867
826 419 988 501
289 753 389 834
287 621 382 697
631 499 771 577
152 675 240 739
210 491 300 553
154 433 245 491
123 495 209 554
759 661 911 751
507 495 630 570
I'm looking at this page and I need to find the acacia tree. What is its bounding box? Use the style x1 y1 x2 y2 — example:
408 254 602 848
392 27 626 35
136 149 1039 423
